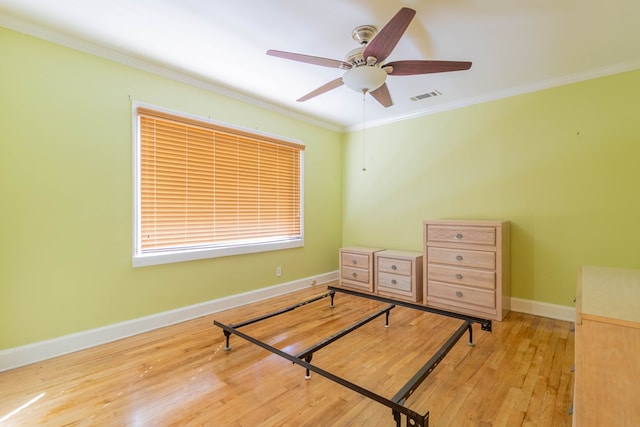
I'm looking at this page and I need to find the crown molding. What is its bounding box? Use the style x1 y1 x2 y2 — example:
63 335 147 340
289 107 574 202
354 60 640 132
3 13 639 135
0 14 345 132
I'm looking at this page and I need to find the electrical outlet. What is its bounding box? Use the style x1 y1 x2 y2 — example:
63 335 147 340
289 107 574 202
276 266 282 277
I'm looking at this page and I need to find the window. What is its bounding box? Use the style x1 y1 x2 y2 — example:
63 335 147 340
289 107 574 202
132 103 304 267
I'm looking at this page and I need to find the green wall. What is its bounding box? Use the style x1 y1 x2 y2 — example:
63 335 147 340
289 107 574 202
0 28 343 349
342 69 640 306
2 23 639 352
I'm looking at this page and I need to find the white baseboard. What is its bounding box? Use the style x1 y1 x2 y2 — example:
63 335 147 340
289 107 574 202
2 276 577 373
0 271 338 373
510 297 575 322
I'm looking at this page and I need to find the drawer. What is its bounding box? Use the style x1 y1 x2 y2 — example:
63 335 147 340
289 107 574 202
341 266 369 284
341 252 370 268
377 272 412 292
428 247 495 270
428 264 495 290
427 225 495 246
377 256 412 276
428 281 496 309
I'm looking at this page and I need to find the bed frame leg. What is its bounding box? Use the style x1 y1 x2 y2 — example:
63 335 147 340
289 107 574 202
393 409 428 426
393 409 401 426
224 330 232 350
329 291 335 308
466 324 475 347
304 354 313 379
385 309 391 328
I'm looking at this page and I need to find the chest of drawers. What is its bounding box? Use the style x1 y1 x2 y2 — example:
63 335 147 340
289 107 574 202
375 250 423 302
423 220 510 321
339 247 383 292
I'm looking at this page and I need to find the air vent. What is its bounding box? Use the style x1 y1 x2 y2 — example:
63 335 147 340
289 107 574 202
411 90 442 101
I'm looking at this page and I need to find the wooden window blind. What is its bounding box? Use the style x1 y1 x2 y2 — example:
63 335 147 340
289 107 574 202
137 107 303 255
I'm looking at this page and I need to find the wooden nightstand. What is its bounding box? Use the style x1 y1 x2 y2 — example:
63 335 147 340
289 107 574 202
339 247 383 293
375 250 423 302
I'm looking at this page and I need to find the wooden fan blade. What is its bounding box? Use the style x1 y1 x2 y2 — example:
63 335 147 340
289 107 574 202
385 60 472 76
297 78 345 102
267 50 351 69
369 83 393 108
363 8 416 63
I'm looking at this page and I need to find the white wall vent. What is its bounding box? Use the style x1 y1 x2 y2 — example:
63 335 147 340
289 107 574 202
410 90 442 101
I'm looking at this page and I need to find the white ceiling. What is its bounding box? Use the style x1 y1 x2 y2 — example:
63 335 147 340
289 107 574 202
1 0 639 131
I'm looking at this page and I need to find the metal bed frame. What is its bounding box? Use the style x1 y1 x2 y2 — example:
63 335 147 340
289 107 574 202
213 285 492 427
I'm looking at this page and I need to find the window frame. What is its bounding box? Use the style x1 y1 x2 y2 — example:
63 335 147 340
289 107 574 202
131 102 304 267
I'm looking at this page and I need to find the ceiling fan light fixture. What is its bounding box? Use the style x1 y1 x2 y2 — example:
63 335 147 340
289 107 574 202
342 65 387 93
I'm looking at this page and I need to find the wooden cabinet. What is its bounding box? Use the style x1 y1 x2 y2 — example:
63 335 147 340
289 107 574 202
573 266 640 426
423 220 510 321
375 250 423 302
339 247 383 292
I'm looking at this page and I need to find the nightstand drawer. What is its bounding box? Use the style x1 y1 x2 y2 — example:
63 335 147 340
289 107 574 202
428 281 496 309
427 264 495 290
427 225 495 246
377 256 412 276
341 252 371 268
428 247 495 270
377 272 412 292
341 266 370 284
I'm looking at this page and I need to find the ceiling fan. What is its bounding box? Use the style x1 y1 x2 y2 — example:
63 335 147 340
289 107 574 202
267 7 472 108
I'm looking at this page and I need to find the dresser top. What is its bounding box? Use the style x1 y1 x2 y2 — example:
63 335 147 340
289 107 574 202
579 265 640 326
423 219 509 226
376 249 422 258
340 246 384 253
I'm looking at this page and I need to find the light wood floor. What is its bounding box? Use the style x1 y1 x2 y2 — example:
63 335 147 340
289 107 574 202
0 284 574 426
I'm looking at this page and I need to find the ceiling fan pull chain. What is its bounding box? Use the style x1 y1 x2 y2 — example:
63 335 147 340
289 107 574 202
362 91 367 172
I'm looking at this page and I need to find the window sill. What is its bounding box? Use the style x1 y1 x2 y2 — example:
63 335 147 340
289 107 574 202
133 239 303 267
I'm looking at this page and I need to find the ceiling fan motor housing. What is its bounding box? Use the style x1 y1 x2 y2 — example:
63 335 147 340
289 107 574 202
346 25 378 66
344 47 366 65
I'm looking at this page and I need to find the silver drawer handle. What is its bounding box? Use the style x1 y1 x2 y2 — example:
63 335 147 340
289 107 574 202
391 265 397 270
352 272 358 278
391 279 397 285
455 274 463 280
351 259 357 265
455 233 463 239
455 291 463 297
456 255 463 261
